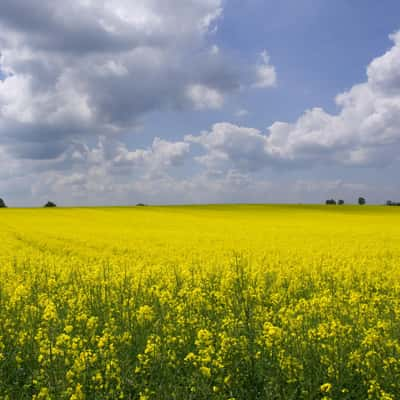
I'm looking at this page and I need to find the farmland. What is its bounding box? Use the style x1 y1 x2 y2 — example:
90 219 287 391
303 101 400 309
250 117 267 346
0 205 400 399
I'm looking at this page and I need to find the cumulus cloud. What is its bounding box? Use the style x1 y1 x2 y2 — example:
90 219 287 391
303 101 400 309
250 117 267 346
189 31 400 172
1 135 191 205
186 123 269 172
111 137 190 171
0 0 239 159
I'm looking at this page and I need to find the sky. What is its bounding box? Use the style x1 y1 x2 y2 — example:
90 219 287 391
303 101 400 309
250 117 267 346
0 0 400 206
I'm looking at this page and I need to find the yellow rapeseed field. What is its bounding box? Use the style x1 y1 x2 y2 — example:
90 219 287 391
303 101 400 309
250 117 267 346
1 205 400 399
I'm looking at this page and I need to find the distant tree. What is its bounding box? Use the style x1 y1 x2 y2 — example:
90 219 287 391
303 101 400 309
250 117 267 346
44 201 57 208
325 199 336 205
338 199 344 205
386 201 400 206
136 203 146 207
358 197 366 205
0 198 6 208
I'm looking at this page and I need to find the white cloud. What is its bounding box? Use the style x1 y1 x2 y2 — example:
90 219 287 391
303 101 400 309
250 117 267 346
112 137 190 169
264 31 400 166
2 135 192 205
0 0 238 159
186 83 225 110
253 50 277 88
186 122 269 171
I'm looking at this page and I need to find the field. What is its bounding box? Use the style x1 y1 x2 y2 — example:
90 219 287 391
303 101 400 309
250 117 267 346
1 205 400 400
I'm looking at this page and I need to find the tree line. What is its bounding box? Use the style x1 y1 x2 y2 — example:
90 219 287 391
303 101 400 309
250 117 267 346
325 197 366 205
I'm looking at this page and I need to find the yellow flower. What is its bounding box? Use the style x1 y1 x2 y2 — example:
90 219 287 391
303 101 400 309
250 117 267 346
320 383 332 393
136 305 155 324
199 366 211 378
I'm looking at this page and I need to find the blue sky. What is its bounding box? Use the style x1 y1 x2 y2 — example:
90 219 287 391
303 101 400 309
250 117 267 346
0 1 400 205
